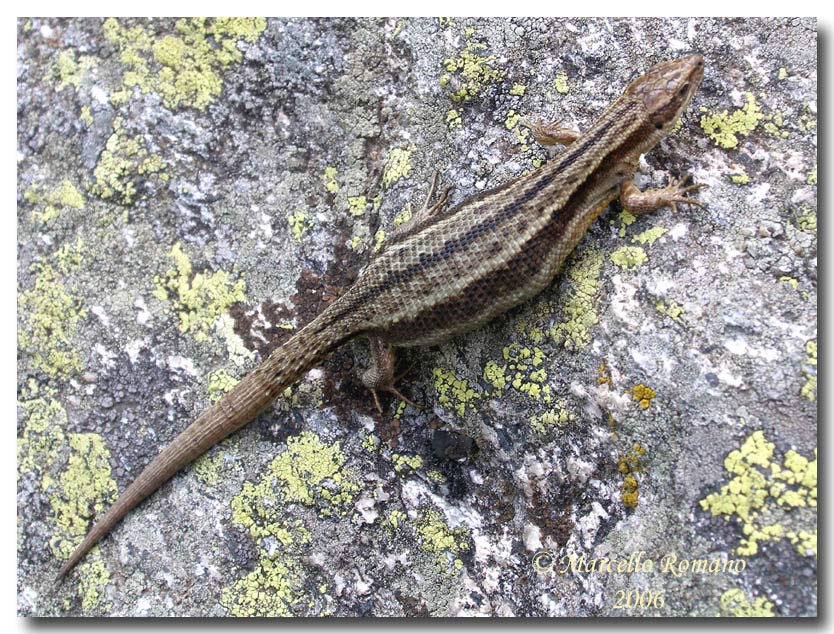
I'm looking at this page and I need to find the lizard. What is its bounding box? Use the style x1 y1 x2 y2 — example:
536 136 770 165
57 53 705 579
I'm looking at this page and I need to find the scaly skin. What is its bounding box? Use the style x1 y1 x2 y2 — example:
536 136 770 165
58 54 705 579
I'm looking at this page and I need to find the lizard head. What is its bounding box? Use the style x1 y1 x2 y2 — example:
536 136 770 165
626 54 704 131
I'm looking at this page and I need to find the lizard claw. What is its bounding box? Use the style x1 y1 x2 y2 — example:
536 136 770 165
665 175 708 213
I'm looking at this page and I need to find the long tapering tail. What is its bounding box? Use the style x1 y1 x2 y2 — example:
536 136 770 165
57 302 360 579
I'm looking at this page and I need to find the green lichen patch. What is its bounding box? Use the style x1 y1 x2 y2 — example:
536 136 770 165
80 105 94 127
550 248 605 350
152 242 246 343
505 109 533 153
794 207 817 234
439 27 507 104
610 245 647 270
288 210 311 243
347 195 368 217
53 49 96 92
220 554 306 617
446 107 463 129
77 557 113 613
193 446 228 487
392 453 423 473
17 384 116 613
613 209 636 238
806 165 817 186
530 402 576 435
221 432 357 615
730 173 750 185
433 367 480 417
207 368 240 403
393 205 413 227
763 109 790 139
700 93 764 149
655 299 687 326
699 430 817 557
382 147 413 188
373 229 387 252
719 588 775 617
26 179 85 223
322 166 340 193
415 507 471 574
237 432 359 523
800 339 816 402
483 343 551 402
90 119 168 205
632 226 667 246
213 313 255 367
18 240 87 379
104 17 267 110
49 433 119 560
553 72 569 94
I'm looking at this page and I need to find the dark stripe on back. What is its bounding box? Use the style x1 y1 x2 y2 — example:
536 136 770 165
328 101 638 329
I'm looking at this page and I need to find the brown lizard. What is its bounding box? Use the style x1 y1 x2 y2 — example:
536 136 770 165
58 53 705 579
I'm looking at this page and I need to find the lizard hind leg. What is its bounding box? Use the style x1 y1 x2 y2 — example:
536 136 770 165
361 336 420 413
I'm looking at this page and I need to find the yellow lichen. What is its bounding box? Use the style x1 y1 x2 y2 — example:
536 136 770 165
439 28 506 104
610 246 647 270
373 229 387 252
614 209 637 238
795 207 816 234
632 384 656 409
152 241 246 343
699 430 816 557
553 72 569 94
27 179 85 223
288 210 311 243
656 299 686 326
90 120 167 205
17 384 116 613
18 240 87 379
104 17 267 110
221 431 358 615
220 555 305 617
800 339 816 402
700 93 764 149
347 195 367 217
530 403 575 435
632 226 667 246
53 49 96 92
484 343 551 402
382 147 413 188
719 588 775 617
550 248 605 350
392 453 423 473
618 444 647 509
322 166 339 193
433 367 480 417
415 508 470 574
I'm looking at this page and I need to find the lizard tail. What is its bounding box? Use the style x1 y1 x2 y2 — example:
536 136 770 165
56 300 360 580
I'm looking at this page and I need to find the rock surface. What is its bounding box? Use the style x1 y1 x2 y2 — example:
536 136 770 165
17 17 816 616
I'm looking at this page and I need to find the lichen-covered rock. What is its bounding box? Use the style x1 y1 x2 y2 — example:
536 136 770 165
17 17 816 616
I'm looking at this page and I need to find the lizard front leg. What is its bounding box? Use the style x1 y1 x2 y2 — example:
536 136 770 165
620 173 706 215
360 336 419 413
525 119 582 146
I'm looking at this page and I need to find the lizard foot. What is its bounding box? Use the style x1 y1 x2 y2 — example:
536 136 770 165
361 337 421 413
